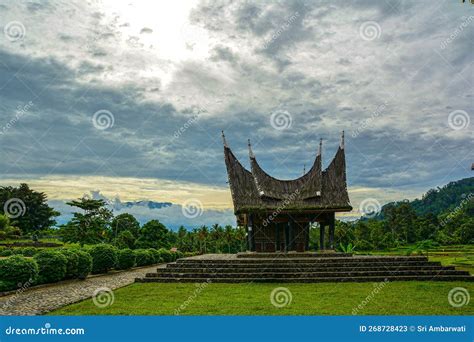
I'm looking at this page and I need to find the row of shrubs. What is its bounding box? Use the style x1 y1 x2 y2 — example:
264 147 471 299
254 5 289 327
0 245 187 292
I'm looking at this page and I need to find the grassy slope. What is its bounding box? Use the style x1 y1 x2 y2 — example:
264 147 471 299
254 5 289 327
50 282 474 316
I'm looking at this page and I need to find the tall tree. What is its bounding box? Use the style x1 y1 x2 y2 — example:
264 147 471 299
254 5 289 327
0 184 59 234
59 197 113 246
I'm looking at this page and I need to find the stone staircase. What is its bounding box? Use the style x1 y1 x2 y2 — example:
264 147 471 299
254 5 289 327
135 254 474 283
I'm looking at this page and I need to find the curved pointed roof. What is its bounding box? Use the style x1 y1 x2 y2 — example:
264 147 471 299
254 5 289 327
223 132 351 214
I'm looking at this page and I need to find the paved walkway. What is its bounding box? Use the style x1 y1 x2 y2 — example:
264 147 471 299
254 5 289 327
0 265 161 315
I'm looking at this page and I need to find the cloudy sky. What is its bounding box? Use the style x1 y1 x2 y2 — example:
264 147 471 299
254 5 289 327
0 0 472 228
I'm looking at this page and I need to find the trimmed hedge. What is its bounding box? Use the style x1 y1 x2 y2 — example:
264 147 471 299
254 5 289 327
0 255 38 291
148 248 163 264
58 249 80 279
0 248 13 257
117 249 136 270
134 249 154 266
76 250 93 280
34 250 67 284
158 248 174 262
18 247 38 257
89 244 118 274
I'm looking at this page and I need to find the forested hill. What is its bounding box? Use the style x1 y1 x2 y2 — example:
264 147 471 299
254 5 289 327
376 177 474 219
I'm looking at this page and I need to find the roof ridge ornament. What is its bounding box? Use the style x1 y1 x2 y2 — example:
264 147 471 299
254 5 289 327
318 138 323 156
248 139 255 159
340 130 345 150
221 130 228 148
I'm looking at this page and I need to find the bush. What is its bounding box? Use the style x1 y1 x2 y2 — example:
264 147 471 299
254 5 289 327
34 250 67 284
75 250 93 279
158 248 173 262
0 255 38 291
134 249 154 266
147 248 162 264
58 249 80 279
17 247 38 257
174 251 184 260
0 248 13 257
116 249 136 270
89 244 118 274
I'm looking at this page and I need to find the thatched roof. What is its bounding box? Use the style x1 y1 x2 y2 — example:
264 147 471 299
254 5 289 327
223 132 352 214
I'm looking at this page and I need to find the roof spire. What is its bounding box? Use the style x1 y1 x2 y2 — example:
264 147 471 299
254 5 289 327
318 138 323 156
340 130 345 150
303 163 306 175
221 130 228 147
248 139 255 159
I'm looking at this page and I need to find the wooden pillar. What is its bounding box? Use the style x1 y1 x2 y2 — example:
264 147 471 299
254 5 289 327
319 222 325 250
329 213 335 250
305 222 310 252
288 218 294 251
284 220 290 252
275 222 281 252
248 214 255 252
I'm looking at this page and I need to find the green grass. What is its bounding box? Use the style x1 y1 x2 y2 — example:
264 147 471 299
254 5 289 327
50 282 474 315
358 245 474 274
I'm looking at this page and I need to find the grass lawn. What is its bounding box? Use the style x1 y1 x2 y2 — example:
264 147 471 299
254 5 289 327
50 281 474 315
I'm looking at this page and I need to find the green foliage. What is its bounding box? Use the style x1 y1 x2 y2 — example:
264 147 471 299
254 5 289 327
157 248 173 262
116 249 136 270
59 197 113 246
58 249 80 279
11 247 38 257
338 242 356 253
136 220 174 249
75 250 93 279
113 230 136 249
0 248 13 256
134 249 154 266
147 248 162 264
111 213 140 238
34 250 67 284
0 255 38 291
89 244 118 274
0 184 59 234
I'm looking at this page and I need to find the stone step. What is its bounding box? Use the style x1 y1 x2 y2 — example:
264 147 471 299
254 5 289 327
136 275 474 283
171 260 438 268
177 256 429 264
237 252 353 258
146 269 469 278
160 265 455 273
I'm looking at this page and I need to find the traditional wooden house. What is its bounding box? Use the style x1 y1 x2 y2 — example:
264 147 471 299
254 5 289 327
222 131 351 252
